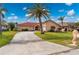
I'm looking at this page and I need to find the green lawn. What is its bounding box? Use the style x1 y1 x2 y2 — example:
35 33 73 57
0 31 17 47
35 31 79 47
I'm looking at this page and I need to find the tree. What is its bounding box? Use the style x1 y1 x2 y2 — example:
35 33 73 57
26 4 50 34
58 16 65 28
74 22 79 26
8 22 15 31
0 8 6 34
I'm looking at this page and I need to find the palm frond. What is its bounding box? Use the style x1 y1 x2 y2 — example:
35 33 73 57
25 3 50 23
58 16 65 21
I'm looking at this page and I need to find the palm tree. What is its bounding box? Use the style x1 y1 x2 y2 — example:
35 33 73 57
58 16 65 28
26 4 50 34
0 8 6 34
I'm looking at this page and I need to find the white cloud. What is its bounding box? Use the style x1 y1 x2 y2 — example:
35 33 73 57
51 19 55 21
77 18 79 21
25 14 28 17
75 21 78 23
63 20 69 22
7 16 18 20
67 9 75 16
71 16 75 18
25 14 31 17
64 16 74 20
56 20 60 23
11 13 15 15
13 16 18 19
23 7 27 10
7 17 12 20
75 18 79 22
65 3 72 6
58 9 64 12
27 19 31 22
75 19 79 22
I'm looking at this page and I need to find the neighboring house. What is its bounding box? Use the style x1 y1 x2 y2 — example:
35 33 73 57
1 20 9 30
18 20 61 31
2 25 8 30
58 22 75 31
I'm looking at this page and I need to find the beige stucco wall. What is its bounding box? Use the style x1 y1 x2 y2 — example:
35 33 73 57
42 21 60 31
18 21 61 31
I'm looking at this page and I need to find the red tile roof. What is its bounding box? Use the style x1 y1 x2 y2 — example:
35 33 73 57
18 20 61 28
18 22 39 27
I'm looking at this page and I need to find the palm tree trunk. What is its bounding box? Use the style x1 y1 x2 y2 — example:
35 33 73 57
61 20 63 28
39 17 44 34
0 14 2 35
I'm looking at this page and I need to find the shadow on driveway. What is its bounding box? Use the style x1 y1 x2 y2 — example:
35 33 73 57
10 39 44 44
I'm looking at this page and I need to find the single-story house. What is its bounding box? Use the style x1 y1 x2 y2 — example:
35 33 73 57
17 20 61 31
59 22 75 31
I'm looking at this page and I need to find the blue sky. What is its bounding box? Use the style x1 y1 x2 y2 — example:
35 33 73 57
2 3 79 23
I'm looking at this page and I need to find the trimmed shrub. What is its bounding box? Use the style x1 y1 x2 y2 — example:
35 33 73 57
22 28 28 31
48 29 54 32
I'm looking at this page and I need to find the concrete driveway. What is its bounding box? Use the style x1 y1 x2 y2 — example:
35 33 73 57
0 31 71 55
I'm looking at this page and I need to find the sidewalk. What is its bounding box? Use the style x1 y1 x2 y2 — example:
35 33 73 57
0 31 71 55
